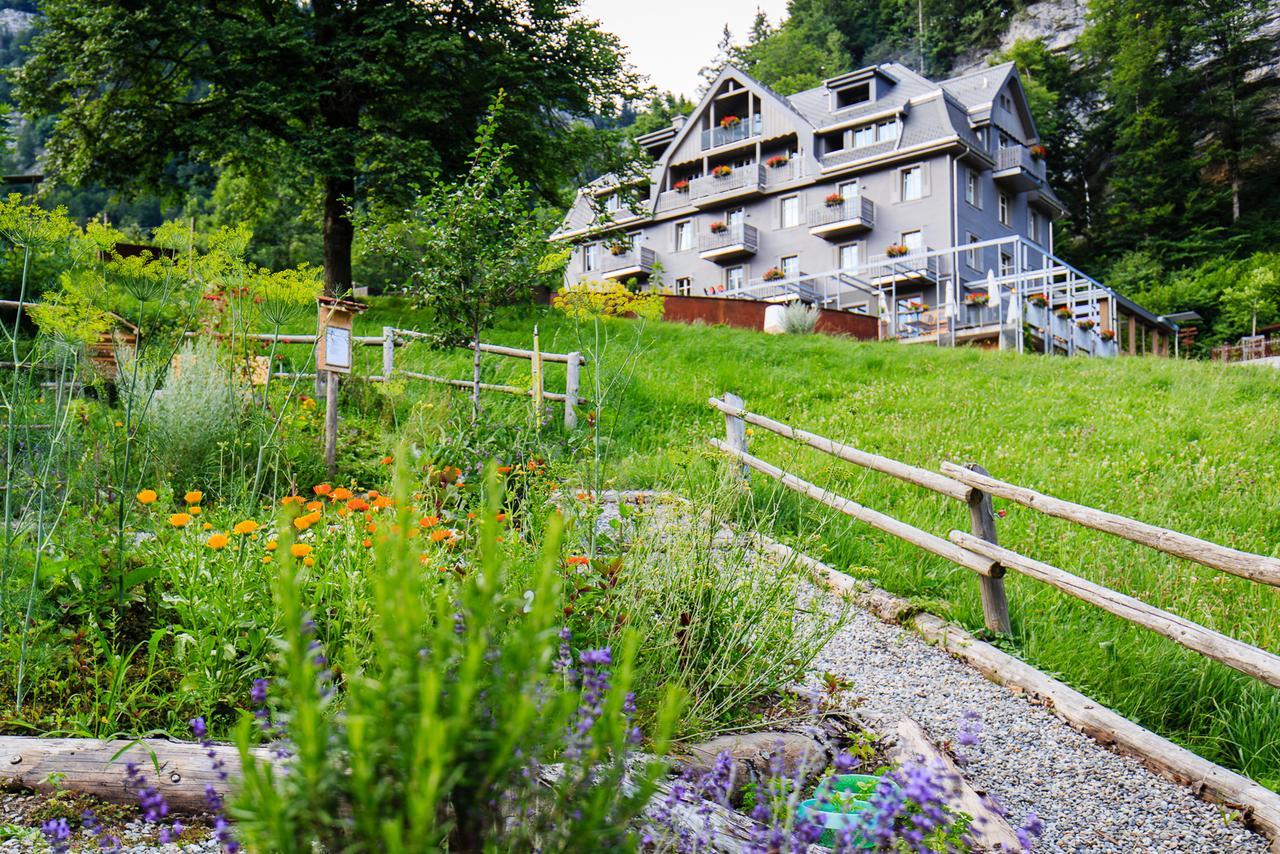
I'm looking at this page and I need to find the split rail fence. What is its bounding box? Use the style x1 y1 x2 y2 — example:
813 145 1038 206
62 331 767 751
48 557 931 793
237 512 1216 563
707 392 1280 690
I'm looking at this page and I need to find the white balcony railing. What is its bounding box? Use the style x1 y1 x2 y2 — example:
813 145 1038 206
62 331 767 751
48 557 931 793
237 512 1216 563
809 196 876 230
698 224 759 255
996 146 1047 180
688 165 765 203
700 115 763 150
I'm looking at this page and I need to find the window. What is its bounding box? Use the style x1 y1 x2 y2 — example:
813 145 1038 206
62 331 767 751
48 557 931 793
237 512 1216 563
675 277 693 296
780 195 801 228
900 166 924 201
966 233 981 270
998 193 1011 226
674 220 693 252
1029 210 1044 245
725 207 745 227
781 255 800 279
999 251 1014 276
901 230 923 252
878 120 899 142
604 193 621 212
583 243 599 272
965 169 981 208
726 266 746 291
975 127 989 150
820 131 845 154
838 243 861 270
853 124 876 148
835 82 870 110
852 120 899 150
999 93 1013 112
838 180 859 200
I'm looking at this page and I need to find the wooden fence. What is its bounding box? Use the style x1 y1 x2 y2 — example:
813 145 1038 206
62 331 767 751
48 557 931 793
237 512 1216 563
707 392 1280 688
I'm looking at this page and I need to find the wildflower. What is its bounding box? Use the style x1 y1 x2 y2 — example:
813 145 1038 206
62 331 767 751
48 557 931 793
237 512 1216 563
81 810 121 851
419 515 440 528
281 495 304 506
332 487 353 501
313 483 332 496
202 522 214 531
184 490 204 504
136 489 158 505
430 529 450 542
566 555 590 566
348 497 370 512
495 512 506 522
336 505 351 517
262 556 272 565
303 556 315 567
497 465 512 474
381 455 393 465
575 491 590 501
265 540 278 551
207 533 230 550
294 511 321 531
1017 812 1044 849
372 495 393 509
39 818 70 854
362 538 372 548
169 513 191 528
189 505 202 516
291 543 313 558
233 520 260 536
306 500 324 512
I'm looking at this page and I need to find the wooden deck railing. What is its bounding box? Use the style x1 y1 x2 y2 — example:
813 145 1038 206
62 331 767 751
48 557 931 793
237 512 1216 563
707 392 1280 688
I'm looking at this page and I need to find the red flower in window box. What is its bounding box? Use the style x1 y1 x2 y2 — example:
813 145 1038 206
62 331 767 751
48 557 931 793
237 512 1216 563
709 221 728 234
1028 294 1048 307
720 115 741 128
824 193 845 207
673 179 690 192
885 244 909 258
1076 318 1096 330
1099 328 1116 341
964 292 990 306
1029 143 1048 160
763 267 786 281
765 155 790 168
712 165 733 178
1054 306 1073 319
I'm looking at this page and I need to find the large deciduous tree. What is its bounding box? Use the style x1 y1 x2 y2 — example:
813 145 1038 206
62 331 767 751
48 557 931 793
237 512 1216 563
15 0 639 295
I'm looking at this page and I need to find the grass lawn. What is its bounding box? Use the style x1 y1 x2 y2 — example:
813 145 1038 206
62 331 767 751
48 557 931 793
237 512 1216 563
326 297 1280 788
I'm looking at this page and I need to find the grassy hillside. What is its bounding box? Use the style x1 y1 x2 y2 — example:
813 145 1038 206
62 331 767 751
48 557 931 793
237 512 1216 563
337 299 1280 787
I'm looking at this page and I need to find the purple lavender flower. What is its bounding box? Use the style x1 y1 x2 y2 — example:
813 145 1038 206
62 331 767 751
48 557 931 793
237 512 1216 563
554 627 574 677
1017 811 1045 851
191 718 240 853
564 647 612 761
833 749 860 774
39 817 70 854
250 678 269 705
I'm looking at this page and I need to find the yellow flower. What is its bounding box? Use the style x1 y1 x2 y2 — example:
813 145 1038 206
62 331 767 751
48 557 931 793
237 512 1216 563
168 513 191 528
136 489 158 505
233 520 260 536
303 556 315 567
207 533 230 550
262 555 273 564
184 490 203 505
290 543 313 558
265 540 278 552
202 522 213 531
188 505 202 516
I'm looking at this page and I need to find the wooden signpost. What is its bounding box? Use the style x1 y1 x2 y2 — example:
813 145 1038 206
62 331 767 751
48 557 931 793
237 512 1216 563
316 296 367 477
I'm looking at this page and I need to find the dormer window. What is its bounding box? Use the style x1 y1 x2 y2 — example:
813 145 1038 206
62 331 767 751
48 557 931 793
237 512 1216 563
604 193 621 213
834 82 871 110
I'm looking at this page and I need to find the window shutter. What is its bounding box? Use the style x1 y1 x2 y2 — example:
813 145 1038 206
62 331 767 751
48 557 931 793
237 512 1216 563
921 163 931 198
891 171 902 203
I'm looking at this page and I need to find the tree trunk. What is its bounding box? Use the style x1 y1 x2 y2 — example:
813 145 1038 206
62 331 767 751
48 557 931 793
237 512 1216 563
323 174 355 297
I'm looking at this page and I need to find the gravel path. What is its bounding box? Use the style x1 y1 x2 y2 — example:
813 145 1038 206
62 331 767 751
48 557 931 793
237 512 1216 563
802 598 1269 853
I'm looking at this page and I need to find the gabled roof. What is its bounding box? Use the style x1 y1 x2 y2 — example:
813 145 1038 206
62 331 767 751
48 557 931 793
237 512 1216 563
787 62 935 130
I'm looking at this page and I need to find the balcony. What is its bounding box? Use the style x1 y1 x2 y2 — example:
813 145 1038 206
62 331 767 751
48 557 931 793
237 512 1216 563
700 114 763 151
599 246 656 280
763 160 800 185
809 196 876 240
688 165 766 209
699 224 759 263
993 146 1047 192
865 249 942 284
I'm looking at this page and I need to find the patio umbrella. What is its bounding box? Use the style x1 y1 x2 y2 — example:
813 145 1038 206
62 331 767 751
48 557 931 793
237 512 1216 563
987 269 1001 325
877 289 889 317
1007 281 1022 324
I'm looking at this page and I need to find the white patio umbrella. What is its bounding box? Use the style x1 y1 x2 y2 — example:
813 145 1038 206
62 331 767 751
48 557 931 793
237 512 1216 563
1007 280 1022 324
877 288 890 317
986 269 1001 326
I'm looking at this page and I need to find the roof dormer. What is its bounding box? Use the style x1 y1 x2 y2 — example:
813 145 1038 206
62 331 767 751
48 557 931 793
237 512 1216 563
824 66 897 113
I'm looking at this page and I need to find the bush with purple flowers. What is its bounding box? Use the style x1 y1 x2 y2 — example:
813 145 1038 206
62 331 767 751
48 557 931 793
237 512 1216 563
229 465 682 851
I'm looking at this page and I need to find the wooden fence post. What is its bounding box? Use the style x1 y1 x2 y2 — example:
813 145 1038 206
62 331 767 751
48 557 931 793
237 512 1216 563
564 352 581 429
324 370 339 478
966 462 1011 634
722 392 749 481
531 326 544 423
382 327 395 379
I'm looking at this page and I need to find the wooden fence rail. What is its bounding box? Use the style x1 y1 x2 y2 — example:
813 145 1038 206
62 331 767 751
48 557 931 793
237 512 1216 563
707 393 1280 683
706 391 1280 840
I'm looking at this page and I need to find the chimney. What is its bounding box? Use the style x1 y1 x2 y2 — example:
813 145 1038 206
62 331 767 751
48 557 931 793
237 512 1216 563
672 115 687 129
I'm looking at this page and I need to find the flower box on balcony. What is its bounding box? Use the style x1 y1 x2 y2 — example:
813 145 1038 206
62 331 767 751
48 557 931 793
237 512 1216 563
1028 294 1048 307
1076 318 1096 330
673 179 690 193
607 243 629 256
712 165 733 178
1099 328 1116 341
763 267 786 281
1029 144 1048 160
1054 307 1073 319
709 221 728 234
720 115 741 129
904 301 928 312
964 293 990 306
885 244 909 258
766 155 789 168
824 193 844 207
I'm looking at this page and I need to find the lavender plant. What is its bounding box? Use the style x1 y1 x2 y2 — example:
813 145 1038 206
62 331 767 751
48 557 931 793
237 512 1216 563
230 463 681 851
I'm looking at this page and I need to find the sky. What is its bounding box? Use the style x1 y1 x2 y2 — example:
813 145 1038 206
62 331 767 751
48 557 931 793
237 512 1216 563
581 0 791 99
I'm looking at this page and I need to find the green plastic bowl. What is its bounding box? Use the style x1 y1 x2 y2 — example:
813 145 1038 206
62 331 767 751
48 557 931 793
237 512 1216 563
796 798 873 848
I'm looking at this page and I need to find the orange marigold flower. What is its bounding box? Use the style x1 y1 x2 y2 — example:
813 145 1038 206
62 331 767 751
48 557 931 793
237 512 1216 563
313 483 332 496
207 533 230 550
293 511 322 531
430 529 450 543
372 496 394 509
281 495 304 506
332 487 353 501
381 455 393 465
466 512 476 520
366 522 376 534
565 555 590 566
183 490 203 505
291 543 313 558
202 522 213 531
497 465 512 474
368 490 381 498
419 515 440 528
188 505 202 516
303 556 315 567
495 512 507 522
362 538 373 548
306 500 324 512
337 505 352 517
266 540 278 551
136 489 158 505
347 498 370 512
233 520 260 536
168 513 191 528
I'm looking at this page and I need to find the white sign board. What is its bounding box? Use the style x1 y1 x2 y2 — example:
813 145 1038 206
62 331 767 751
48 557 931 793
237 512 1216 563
324 326 352 371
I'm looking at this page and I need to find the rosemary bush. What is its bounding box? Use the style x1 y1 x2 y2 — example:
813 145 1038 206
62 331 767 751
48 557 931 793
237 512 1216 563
782 301 820 334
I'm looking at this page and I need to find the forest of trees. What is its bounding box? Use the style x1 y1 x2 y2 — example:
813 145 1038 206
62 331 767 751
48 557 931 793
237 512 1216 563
1 0 1278 350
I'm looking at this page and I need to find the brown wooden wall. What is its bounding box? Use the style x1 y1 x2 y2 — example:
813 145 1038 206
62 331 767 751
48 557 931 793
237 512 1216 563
659 295 879 340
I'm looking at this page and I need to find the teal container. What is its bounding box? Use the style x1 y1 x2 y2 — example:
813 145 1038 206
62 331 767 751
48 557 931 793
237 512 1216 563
815 773 890 805
799 774 898 847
